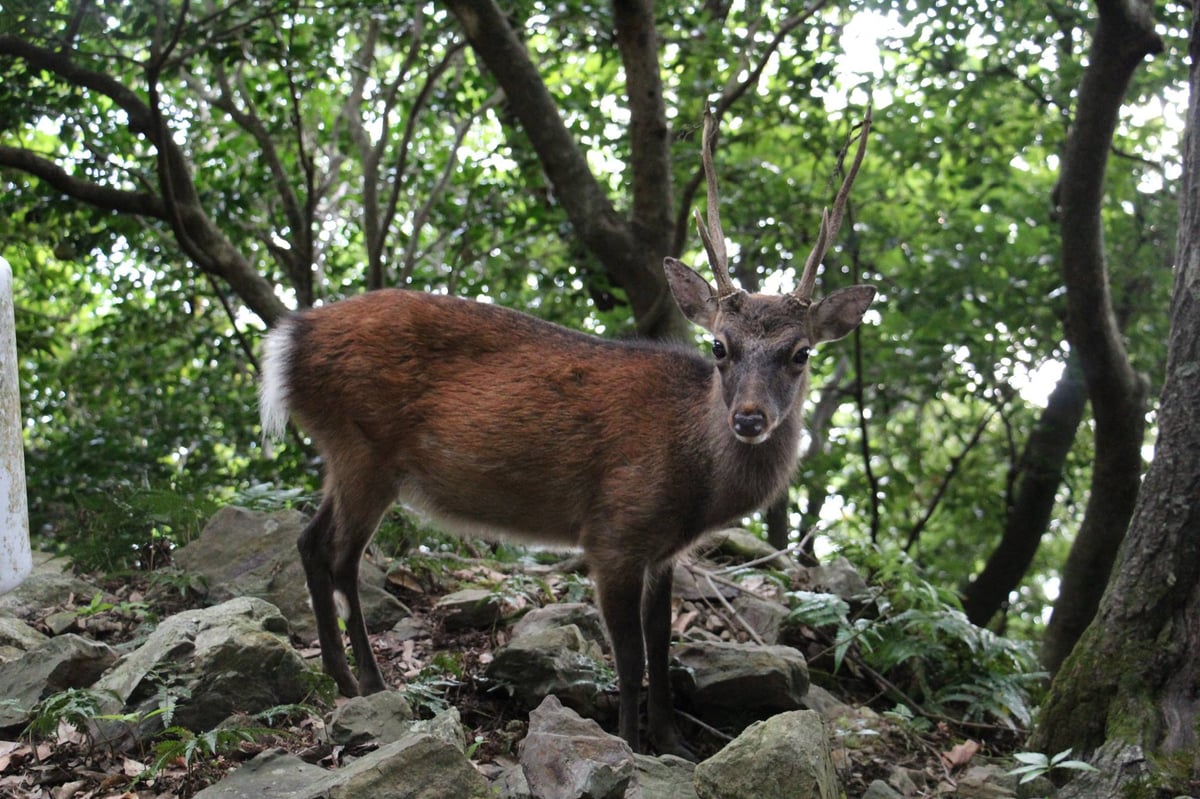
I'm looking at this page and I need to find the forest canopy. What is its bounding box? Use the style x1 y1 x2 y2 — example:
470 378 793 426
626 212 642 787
0 0 1186 643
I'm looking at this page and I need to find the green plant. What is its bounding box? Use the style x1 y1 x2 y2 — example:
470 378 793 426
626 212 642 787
22 687 139 755
149 722 272 778
147 567 208 599
1008 748 1098 784
786 553 1045 730
76 590 152 621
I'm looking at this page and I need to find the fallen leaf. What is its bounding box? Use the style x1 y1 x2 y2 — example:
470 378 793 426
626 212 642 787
941 739 981 769
52 778 87 799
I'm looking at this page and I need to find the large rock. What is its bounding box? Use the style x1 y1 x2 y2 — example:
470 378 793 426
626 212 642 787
519 695 634 799
173 506 408 640
0 554 101 620
672 641 809 725
193 733 491 799
326 690 415 746
0 634 118 729
693 710 839 799
633 753 698 799
511 603 607 649
91 596 313 744
436 587 521 631
699 529 793 570
730 593 788 645
0 613 49 663
805 557 870 602
487 625 609 716
326 692 468 752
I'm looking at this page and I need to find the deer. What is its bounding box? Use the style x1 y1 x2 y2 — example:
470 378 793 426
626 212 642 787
258 109 875 756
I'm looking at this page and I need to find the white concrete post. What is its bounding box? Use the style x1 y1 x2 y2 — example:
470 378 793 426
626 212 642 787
0 258 31 594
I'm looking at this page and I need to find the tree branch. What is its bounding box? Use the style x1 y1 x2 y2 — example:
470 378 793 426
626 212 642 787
672 1 831 256
0 146 166 217
614 0 673 251
442 0 688 339
1042 0 1161 674
904 403 1003 554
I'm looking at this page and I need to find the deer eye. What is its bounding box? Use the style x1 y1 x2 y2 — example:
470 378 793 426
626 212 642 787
792 346 811 366
711 339 727 360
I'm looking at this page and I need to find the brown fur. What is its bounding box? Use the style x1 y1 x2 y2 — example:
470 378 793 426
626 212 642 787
260 267 874 755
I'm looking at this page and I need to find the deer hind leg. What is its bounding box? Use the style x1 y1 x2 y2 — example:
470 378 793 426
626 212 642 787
297 497 360 697
300 466 396 697
642 560 695 759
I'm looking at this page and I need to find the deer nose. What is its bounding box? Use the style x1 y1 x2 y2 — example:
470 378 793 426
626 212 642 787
732 410 767 440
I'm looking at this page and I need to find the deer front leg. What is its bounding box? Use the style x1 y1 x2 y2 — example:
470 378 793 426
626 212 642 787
642 562 695 759
592 560 647 752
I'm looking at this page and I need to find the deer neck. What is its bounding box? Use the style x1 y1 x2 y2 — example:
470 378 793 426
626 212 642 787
698 375 805 529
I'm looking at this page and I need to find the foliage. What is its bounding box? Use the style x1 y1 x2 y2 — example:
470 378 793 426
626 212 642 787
22 688 120 750
1008 748 1098 784
0 0 1186 637
149 721 273 779
20 683 315 787
788 548 1044 729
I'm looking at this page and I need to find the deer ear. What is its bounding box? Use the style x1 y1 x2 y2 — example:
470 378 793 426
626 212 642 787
810 284 876 343
664 257 717 330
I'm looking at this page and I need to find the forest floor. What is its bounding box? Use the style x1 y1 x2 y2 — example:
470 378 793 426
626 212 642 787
0 551 1029 799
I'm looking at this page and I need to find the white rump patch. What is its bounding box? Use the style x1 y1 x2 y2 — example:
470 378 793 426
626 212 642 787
258 320 294 440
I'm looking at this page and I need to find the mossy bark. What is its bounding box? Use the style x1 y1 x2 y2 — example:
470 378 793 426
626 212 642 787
1030 6 1200 771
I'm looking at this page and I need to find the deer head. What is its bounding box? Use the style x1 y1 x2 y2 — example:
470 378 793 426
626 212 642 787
664 108 876 444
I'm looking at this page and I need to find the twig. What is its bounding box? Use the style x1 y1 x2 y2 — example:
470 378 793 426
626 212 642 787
673 709 733 742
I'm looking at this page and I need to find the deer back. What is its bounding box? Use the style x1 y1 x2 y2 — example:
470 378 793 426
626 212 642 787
261 289 816 560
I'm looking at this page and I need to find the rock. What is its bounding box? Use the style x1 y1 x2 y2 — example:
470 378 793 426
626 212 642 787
730 593 788 645
862 779 904 799
91 596 313 745
326 690 415 746
0 613 49 663
801 684 858 723
672 641 809 725
436 587 520 630
949 764 1017 798
0 634 118 729
633 753 698 799
806 557 870 602
493 764 534 799
193 733 490 799
511 603 607 648
327 692 468 753
519 695 634 799
0 557 100 620
487 625 609 715
700 529 793 570
391 616 430 641
405 707 470 753
173 506 408 640
693 710 839 799
42 608 78 635
191 748 324 799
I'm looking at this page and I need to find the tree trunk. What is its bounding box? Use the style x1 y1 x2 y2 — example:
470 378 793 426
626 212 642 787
962 354 1087 626
1030 8 1200 762
1041 0 1160 673
442 0 691 341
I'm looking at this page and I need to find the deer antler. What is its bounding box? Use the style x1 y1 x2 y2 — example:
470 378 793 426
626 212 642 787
694 110 740 300
794 105 873 303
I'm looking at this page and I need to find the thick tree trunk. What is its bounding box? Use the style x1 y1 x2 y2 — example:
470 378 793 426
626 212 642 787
442 0 691 341
1030 9 1200 761
962 354 1087 626
1041 0 1160 673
